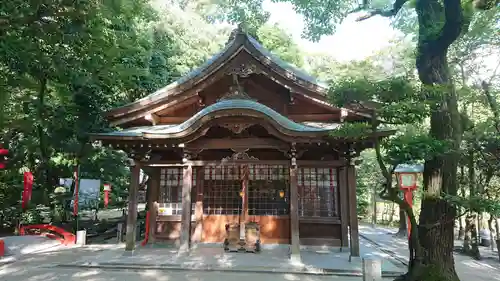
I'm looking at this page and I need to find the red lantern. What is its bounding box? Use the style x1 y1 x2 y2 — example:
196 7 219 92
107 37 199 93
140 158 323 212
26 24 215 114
398 172 418 238
103 183 111 208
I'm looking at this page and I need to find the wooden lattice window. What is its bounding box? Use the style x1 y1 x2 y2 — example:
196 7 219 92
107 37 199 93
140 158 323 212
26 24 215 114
158 168 196 215
248 164 289 216
298 167 338 217
203 165 242 215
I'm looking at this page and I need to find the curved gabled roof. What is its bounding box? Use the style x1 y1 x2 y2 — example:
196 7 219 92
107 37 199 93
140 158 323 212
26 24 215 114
106 28 330 121
93 99 338 140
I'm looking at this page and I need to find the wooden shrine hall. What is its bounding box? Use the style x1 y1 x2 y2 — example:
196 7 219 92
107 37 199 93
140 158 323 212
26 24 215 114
90 28 392 260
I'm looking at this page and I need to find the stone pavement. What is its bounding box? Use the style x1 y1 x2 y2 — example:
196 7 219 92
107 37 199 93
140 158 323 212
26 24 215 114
0 243 402 281
52 242 404 277
0 238 406 280
359 224 500 281
0 265 381 281
0 235 72 266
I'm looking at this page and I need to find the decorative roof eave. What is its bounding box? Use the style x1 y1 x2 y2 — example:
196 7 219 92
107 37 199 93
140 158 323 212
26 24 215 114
93 99 394 144
242 35 329 94
104 28 372 125
92 99 337 144
105 38 246 120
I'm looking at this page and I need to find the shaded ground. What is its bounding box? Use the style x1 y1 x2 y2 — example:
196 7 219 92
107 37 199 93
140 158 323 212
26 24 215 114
360 224 500 281
0 266 387 281
0 244 397 281
0 232 405 280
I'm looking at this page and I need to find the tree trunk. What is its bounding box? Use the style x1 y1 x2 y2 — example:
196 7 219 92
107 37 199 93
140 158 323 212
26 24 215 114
396 208 408 238
407 0 463 278
457 216 464 240
470 214 480 259
463 214 472 252
388 203 396 225
488 214 496 251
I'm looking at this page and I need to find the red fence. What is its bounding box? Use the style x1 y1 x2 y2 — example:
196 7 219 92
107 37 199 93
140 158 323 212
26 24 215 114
19 224 76 245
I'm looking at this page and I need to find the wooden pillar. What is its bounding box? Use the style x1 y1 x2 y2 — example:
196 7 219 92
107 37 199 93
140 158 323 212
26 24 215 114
289 154 301 263
179 158 193 253
192 168 203 243
347 164 360 257
338 167 349 248
148 168 160 244
240 165 249 240
125 161 140 252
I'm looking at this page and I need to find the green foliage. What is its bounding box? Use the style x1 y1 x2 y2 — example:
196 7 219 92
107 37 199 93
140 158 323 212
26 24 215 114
256 23 304 67
356 150 385 215
330 123 373 139
384 133 450 166
202 0 270 35
329 76 428 124
270 0 357 41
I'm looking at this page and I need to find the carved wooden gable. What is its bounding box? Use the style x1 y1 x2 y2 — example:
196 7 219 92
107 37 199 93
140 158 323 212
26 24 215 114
154 52 340 125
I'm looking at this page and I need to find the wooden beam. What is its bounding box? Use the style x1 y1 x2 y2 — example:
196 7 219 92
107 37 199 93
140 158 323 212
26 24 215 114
155 95 198 116
110 95 199 126
347 164 360 257
159 116 190 123
179 163 193 253
289 164 301 263
338 167 349 248
145 113 160 125
147 168 160 244
292 92 339 113
187 138 290 151
125 163 140 252
191 168 204 244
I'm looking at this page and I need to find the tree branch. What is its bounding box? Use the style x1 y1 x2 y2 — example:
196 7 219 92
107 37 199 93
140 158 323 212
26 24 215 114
481 81 500 133
355 0 409 22
434 0 466 50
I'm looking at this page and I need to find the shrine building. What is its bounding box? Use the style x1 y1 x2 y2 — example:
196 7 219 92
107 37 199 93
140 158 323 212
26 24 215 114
90 28 392 259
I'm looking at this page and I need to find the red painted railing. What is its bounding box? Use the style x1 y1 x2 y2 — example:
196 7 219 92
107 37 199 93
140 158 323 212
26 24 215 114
19 224 76 245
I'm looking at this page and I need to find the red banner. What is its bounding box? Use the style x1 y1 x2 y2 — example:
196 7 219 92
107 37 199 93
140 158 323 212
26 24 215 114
104 190 109 208
22 172 33 209
103 183 111 208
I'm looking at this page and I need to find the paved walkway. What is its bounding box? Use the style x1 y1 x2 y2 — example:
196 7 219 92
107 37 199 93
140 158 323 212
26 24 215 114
0 243 401 280
51 242 404 277
0 266 381 281
0 238 404 280
360 224 500 281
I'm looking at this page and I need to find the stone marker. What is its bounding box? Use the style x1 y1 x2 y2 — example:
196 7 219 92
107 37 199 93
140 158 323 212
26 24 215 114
362 257 382 281
76 230 86 246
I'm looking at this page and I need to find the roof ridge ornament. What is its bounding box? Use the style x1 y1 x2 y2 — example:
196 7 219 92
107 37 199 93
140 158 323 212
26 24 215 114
226 23 246 45
218 73 253 101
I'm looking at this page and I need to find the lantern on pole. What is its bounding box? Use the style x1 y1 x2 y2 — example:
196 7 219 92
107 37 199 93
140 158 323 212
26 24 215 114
394 164 423 239
103 183 111 208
